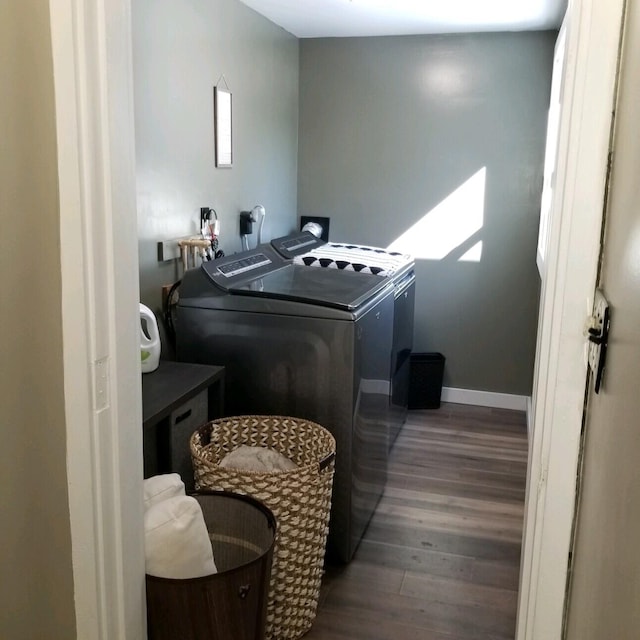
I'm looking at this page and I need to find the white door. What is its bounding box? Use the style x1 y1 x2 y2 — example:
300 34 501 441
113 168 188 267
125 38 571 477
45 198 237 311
516 0 626 637
563 1 640 636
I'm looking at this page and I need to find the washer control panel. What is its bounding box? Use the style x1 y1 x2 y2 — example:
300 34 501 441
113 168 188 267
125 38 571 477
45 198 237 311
217 253 272 277
201 244 287 291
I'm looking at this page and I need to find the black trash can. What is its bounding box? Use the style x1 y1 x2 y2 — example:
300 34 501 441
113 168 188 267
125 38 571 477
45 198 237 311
408 353 445 409
146 491 276 640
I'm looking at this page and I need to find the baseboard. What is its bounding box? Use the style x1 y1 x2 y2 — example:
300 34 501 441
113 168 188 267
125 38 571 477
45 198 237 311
441 387 529 412
526 396 534 439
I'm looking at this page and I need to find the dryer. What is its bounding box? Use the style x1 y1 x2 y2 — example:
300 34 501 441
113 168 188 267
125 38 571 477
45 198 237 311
271 232 416 449
176 243 394 562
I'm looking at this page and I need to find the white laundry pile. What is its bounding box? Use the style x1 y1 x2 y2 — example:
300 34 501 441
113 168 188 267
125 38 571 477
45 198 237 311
143 473 217 579
220 445 298 473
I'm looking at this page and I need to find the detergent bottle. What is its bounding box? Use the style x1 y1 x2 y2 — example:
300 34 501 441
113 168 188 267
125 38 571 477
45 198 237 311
140 303 161 373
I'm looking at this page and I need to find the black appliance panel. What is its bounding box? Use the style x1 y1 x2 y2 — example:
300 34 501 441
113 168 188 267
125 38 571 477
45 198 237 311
271 231 327 259
200 244 288 291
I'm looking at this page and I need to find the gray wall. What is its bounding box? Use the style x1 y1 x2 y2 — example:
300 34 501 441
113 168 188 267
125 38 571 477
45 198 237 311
0 1 76 637
298 33 554 395
132 0 299 320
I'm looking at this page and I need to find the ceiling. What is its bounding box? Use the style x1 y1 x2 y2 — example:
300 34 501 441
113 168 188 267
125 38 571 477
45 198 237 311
239 0 567 38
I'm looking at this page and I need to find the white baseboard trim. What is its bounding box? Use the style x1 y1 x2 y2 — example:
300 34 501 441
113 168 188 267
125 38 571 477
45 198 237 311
526 395 534 439
441 387 529 412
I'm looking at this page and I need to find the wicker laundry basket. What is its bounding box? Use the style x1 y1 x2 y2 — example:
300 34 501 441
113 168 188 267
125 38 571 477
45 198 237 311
190 415 336 640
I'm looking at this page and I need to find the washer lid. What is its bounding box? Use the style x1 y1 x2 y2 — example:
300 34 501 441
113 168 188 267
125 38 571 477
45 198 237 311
294 242 413 278
230 263 391 310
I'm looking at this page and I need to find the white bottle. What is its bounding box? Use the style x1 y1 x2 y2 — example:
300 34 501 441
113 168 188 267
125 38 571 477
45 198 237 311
140 303 161 373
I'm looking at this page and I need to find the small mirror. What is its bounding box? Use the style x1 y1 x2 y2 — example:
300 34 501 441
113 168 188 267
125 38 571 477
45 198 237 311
214 87 232 167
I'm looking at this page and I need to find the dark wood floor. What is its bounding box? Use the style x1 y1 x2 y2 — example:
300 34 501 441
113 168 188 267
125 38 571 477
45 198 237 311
305 402 528 640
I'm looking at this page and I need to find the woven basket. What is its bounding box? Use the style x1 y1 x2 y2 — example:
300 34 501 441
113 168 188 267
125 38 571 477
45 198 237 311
190 415 336 640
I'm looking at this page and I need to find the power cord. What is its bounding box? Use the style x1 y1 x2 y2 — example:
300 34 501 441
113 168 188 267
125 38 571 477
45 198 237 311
163 279 182 346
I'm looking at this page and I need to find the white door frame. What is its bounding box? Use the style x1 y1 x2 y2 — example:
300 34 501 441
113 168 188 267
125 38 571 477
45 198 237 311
49 0 145 638
516 0 625 637
48 0 626 637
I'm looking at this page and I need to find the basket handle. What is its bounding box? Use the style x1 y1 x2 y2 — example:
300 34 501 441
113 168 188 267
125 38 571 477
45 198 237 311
318 451 336 472
199 423 212 446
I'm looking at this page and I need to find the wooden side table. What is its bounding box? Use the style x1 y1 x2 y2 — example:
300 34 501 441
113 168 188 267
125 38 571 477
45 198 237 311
142 360 225 490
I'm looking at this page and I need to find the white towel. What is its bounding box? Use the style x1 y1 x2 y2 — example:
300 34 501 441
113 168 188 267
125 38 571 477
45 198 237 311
143 473 185 511
144 495 217 579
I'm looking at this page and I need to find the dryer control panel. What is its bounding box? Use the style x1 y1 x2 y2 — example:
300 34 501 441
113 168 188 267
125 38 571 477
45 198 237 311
271 231 326 259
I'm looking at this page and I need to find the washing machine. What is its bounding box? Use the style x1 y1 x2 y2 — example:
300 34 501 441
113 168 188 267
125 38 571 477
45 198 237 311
271 231 416 448
176 243 395 562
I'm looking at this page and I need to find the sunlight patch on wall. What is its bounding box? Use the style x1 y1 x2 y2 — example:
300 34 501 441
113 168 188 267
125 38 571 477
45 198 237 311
387 167 486 262
459 240 483 262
